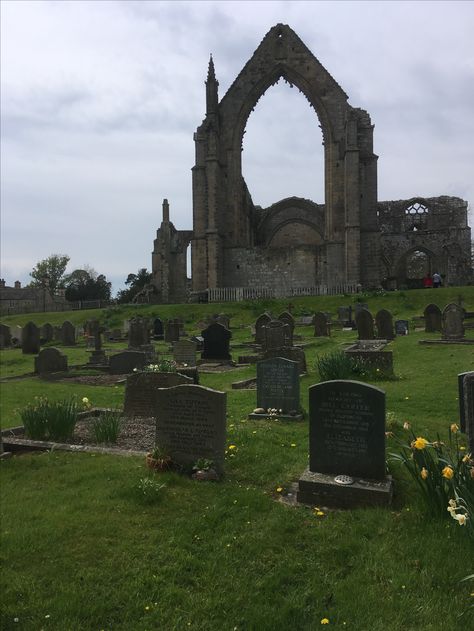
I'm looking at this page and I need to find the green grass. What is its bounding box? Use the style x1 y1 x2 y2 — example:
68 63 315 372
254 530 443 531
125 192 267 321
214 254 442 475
1 289 474 629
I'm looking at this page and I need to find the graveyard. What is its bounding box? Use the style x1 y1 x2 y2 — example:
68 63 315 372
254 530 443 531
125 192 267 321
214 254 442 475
1 286 474 629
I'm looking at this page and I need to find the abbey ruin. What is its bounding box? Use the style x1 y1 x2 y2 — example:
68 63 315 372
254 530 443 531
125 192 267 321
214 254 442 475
151 24 471 303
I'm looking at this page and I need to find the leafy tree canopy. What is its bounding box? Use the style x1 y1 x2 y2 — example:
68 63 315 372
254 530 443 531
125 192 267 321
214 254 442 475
64 268 111 302
29 254 70 293
116 268 153 303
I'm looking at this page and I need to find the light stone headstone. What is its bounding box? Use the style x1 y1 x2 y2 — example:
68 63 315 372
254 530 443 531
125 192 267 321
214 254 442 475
442 303 465 340
155 384 226 474
173 340 197 367
256 357 300 414
11 325 22 344
263 320 290 350
255 313 271 345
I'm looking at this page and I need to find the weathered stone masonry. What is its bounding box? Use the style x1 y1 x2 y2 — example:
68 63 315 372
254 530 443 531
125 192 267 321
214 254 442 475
151 24 471 302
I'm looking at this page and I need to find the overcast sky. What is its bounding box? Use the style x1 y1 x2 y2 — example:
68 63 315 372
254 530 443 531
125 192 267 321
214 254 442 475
1 0 473 294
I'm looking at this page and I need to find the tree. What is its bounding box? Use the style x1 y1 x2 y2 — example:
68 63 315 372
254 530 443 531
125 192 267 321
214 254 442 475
116 268 153 303
64 269 111 302
29 254 70 293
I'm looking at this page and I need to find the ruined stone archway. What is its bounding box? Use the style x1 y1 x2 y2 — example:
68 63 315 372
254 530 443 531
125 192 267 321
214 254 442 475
191 24 380 293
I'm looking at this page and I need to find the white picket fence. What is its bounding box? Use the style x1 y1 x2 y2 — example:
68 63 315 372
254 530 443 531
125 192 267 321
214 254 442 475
207 283 359 303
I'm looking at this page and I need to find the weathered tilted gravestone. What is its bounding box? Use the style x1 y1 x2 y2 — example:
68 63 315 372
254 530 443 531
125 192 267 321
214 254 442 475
297 380 393 508
109 351 147 375
61 320 76 346
155 384 226 474
34 347 68 374
442 303 465 340
395 320 409 336
462 372 474 455
124 371 192 418
458 371 474 433
424 304 442 332
128 316 150 348
355 308 374 340
255 313 271 345
153 317 164 340
0 324 12 349
278 311 295 344
375 309 394 340
21 322 40 354
250 357 301 419
173 339 197 367
201 321 232 361
164 318 181 343
263 320 290 351
212 314 230 330
40 323 54 343
313 312 330 337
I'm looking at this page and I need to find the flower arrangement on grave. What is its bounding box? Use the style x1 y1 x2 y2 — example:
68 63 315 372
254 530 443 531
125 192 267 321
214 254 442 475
135 360 178 374
145 445 173 472
192 458 219 481
389 423 473 532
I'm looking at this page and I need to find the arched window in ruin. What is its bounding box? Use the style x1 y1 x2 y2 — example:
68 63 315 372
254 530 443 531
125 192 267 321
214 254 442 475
405 202 429 215
406 250 430 279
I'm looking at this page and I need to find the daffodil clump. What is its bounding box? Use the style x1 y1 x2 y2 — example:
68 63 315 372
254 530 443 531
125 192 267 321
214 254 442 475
390 423 474 527
20 395 80 442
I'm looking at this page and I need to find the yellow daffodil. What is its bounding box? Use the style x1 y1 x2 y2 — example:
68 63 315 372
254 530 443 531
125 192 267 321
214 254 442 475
462 454 471 463
442 466 454 479
316 511 325 516
82 397 89 404
420 467 428 480
276 486 283 493
456 514 468 526
403 421 411 430
320 619 329 625
411 437 428 450
228 445 237 450
450 423 459 433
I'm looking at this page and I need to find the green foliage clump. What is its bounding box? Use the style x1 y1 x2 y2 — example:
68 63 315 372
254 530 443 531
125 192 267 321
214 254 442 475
136 477 167 505
316 350 357 381
20 396 79 441
90 410 122 444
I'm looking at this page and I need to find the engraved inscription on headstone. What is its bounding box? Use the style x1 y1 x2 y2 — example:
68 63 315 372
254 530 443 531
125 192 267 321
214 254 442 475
173 339 197 367
256 357 300 413
442 303 465 340
124 371 192 418
255 313 271 345
309 380 386 479
155 385 226 473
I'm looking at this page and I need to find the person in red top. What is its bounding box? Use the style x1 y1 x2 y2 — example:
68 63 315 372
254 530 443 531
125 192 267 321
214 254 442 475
423 274 433 288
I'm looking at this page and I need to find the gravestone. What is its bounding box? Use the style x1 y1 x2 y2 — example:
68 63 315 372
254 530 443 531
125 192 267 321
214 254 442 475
424 304 442 332
124 371 192 418
442 303 465 340
355 303 369 315
255 313 271 345
191 335 204 351
128 316 150 348
338 306 351 323
0 324 12 349
21 322 40 354
458 371 473 433
375 309 394 340
252 357 301 417
263 346 307 374
395 320 409 336
153 317 164 340
165 318 181 343
109 350 147 375
40 323 54 343
313 312 330 337
201 322 232 361
355 309 374 340
87 320 108 365
263 320 290 350
173 339 197 367
53 325 62 342
463 372 474 455
155 384 226 474
297 380 392 508
61 321 76 346
214 314 230 330
278 311 295 344
34 347 68 374
11 325 22 345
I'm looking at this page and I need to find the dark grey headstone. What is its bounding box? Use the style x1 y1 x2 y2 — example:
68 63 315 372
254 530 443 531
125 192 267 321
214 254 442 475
463 373 474 454
278 311 295 343
442 303 465 340
313 312 330 337
155 384 226 473
263 320 290 350
173 340 197 367
128 316 150 348
40 323 54 343
165 318 181 343
395 320 409 336
458 371 472 433
124 371 192 418
0 324 12 349
338 306 351 322
212 314 230 330
153 318 164 340
109 351 147 375
22 321 40 354
256 357 300 413
355 303 369 315
34 347 68 374
309 380 386 480
424 304 442 332
201 322 232 360
375 309 394 340
355 309 374 340
263 346 307 374
61 320 76 346
255 313 271 345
